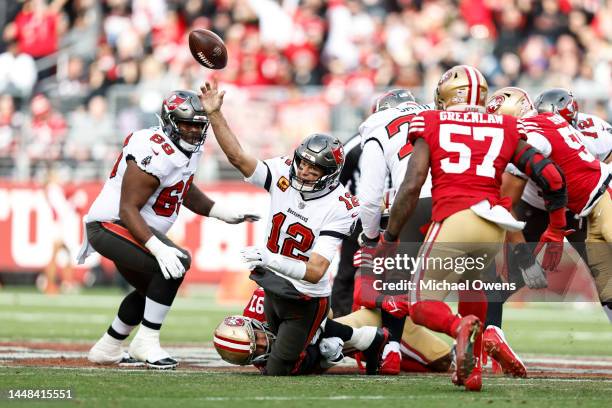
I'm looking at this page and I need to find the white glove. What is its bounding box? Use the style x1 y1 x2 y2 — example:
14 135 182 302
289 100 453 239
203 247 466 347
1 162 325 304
521 262 548 289
240 246 269 270
209 203 260 224
319 337 344 369
145 236 187 280
240 246 307 280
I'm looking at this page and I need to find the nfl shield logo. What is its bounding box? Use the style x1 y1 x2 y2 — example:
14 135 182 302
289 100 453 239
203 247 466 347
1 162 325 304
298 202 305 209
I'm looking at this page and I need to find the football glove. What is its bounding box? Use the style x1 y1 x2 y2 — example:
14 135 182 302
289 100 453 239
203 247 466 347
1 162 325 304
377 294 410 318
209 203 260 224
511 243 547 289
358 231 380 248
240 246 269 270
145 236 187 280
535 227 574 271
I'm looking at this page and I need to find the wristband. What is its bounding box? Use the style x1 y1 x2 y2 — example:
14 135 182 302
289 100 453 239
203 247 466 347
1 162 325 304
267 253 307 280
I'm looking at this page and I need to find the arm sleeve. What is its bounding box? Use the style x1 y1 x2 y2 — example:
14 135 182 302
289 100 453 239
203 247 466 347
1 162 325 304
312 234 343 262
358 140 387 239
525 132 552 157
245 159 273 191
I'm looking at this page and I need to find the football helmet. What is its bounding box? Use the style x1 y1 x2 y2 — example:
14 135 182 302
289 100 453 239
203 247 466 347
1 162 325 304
371 89 416 113
534 88 579 127
289 133 344 193
435 65 488 112
485 87 537 118
213 315 275 366
160 90 210 154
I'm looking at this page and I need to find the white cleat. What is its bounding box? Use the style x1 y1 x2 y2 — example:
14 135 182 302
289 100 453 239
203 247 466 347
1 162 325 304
88 333 124 364
128 326 178 370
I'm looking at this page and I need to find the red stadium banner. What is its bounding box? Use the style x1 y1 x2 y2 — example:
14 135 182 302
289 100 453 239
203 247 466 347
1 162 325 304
0 180 271 284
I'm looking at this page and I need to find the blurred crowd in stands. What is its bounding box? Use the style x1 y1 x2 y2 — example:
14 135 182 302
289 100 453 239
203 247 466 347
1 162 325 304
0 0 611 181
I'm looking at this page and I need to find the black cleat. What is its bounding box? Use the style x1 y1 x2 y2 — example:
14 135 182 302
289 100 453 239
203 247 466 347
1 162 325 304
146 357 178 370
362 327 390 375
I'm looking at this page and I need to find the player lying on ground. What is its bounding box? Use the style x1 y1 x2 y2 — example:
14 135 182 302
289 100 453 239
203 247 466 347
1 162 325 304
381 65 569 391
80 90 258 369
213 287 452 374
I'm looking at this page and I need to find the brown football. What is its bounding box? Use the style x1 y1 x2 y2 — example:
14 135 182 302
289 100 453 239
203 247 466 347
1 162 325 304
188 29 228 69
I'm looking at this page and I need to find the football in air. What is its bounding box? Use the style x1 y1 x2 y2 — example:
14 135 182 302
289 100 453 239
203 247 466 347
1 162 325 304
188 29 228 69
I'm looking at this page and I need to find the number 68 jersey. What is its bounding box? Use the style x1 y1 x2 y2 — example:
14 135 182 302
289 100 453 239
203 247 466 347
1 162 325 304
86 126 201 234
246 157 359 297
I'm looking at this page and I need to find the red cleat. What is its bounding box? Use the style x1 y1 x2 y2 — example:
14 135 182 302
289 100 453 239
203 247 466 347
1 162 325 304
454 315 481 384
483 326 527 378
463 365 482 392
379 350 401 375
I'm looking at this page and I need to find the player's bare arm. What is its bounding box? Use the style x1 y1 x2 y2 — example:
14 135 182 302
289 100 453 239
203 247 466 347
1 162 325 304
182 184 215 216
119 160 160 244
385 138 430 241
303 253 330 284
199 81 258 177
501 172 528 243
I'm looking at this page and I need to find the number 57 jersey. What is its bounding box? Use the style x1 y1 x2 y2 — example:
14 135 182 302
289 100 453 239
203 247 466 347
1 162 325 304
408 110 526 222
86 126 201 234
246 157 359 297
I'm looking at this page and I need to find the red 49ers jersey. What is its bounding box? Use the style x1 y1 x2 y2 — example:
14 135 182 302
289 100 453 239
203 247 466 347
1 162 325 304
519 113 609 215
243 287 266 322
408 110 526 222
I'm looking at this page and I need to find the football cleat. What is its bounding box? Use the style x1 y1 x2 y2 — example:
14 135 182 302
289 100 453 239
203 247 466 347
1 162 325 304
88 333 123 364
463 365 483 392
128 328 178 370
118 352 146 368
379 350 401 375
483 325 527 378
362 327 390 375
454 315 481 384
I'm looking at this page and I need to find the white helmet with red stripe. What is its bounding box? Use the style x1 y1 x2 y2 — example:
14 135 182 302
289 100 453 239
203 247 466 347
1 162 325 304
213 315 275 365
435 65 488 112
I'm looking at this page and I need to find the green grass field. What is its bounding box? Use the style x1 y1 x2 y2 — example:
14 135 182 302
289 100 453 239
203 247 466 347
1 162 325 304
1 287 611 407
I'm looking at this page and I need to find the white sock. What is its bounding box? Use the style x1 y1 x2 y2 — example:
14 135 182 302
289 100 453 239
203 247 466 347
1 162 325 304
111 316 136 337
345 326 376 351
134 325 161 341
382 341 400 359
100 332 122 346
143 297 171 327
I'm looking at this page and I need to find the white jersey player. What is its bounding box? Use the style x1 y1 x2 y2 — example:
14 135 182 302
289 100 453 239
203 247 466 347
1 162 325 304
199 81 392 377
358 90 433 241
82 90 257 370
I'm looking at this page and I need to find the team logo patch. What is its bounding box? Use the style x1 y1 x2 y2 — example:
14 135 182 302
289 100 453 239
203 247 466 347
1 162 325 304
141 156 152 167
438 70 453 85
277 176 290 192
164 94 187 111
486 94 505 114
224 316 247 327
298 201 305 209
332 146 344 165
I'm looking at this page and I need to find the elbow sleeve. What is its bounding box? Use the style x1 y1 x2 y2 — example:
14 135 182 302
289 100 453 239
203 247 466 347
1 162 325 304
513 146 567 211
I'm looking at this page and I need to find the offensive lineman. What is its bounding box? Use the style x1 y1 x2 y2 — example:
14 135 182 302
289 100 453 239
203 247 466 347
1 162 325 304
80 91 258 369
382 65 569 391
199 82 388 375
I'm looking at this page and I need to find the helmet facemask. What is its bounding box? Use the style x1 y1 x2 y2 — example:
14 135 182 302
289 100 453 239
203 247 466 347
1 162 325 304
213 316 276 366
289 155 340 193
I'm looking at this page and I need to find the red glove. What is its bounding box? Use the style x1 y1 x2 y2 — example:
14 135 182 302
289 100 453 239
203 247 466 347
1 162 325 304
373 231 399 261
378 294 410 318
535 208 573 271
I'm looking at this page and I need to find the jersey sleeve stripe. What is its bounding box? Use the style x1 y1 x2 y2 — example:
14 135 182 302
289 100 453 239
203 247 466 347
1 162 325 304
363 137 384 152
320 230 349 239
263 161 272 191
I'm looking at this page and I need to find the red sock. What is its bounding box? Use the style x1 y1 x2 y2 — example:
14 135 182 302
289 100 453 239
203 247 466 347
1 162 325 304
458 289 487 362
410 300 460 338
400 356 431 373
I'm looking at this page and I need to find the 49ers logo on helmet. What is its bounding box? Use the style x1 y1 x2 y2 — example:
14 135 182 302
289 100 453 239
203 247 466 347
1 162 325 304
165 94 187 111
486 94 505 114
224 316 247 327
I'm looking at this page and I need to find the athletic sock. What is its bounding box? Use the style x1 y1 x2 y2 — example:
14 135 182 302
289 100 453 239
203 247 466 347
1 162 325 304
142 297 171 330
324 319 354 342
345 326 376 350
107 316 136 341
410 300 461 338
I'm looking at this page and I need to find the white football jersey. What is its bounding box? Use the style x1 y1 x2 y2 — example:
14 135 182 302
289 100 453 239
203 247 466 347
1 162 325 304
357 101 432 237
246 157 358 297
575 112 612 162
87 126 202 233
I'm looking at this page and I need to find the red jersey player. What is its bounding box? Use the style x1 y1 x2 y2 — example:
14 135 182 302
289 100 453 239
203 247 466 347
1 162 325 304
382 65 569 391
